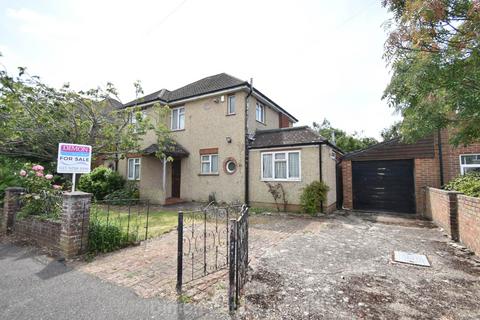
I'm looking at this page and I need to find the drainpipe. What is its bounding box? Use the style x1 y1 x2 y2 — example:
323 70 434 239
319 143 324 213
437 128 445 186
244 78 253 206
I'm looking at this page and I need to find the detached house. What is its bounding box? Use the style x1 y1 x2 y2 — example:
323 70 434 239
110 73 342 212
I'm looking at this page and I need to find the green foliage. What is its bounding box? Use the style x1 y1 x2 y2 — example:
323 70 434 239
104 181 139 205
312 119 378 153
382 0 480 146
17 164 63 220
381 121 402 141
444 172 480 198
0 156 24 205
0 58 173 163
88 220 136 254
78 166 125 200
300 180 330 215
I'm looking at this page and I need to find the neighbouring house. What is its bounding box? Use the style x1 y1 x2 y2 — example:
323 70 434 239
106 73 342 212
341 129 480 214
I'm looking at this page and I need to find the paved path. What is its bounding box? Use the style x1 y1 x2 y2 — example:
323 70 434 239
0 242 227 320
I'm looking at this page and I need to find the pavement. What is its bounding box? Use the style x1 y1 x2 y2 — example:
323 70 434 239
0 242 227 320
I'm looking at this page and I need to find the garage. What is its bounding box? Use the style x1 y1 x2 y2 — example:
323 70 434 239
352 160 415 213
341 136 437 215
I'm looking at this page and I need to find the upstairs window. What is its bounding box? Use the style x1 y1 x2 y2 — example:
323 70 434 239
171 107 185 130
256 102 265 123
227 95 236 115
129 110 146 133
127 158 141 180
460 154 480 174
201 154 219 174
261 151 301 181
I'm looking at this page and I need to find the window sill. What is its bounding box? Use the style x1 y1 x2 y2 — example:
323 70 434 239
256 120 266 125
261 178 301 182
198 173 219 176
226 113 236 116
171 129 185 132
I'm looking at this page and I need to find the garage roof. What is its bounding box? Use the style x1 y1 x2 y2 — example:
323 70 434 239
343 136 435 161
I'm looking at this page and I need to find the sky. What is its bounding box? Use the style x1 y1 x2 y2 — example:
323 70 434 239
0 0 400 139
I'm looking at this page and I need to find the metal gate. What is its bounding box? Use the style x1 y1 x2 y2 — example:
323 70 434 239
176 203 249 311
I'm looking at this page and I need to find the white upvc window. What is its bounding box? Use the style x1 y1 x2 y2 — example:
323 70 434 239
127 158 141 180
261 151 301 181
201 154 219 174
460 154 480 174
256 102 265 123
171 107 185 130
129 110 146 133
227 95 236 115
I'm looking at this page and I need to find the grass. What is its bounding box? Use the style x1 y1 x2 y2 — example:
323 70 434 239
91 205 178 240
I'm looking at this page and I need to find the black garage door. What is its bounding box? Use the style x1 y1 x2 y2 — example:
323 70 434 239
352 160 415 214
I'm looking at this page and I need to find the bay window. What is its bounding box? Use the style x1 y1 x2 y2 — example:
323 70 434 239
261 151 301 181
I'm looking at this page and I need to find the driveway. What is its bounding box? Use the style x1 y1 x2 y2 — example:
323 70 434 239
0 241 226 320
242 212 480 320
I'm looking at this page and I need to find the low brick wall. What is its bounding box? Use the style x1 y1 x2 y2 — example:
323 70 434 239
458 195 480 256
2 188 92 258
15 217 61 255
425 187 460 240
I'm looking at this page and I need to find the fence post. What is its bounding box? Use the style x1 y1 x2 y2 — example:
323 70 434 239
228 218 237 312
60 191 91 258
2 187 24 235
176 211 184 295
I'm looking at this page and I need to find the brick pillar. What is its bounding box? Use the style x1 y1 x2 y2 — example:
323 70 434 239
59 191 91 258
447 192 459 241
2 187 24 235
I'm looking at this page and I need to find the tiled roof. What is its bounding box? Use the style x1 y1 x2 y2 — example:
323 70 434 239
124 73 246 107
250 126 327 149
142 141 189 158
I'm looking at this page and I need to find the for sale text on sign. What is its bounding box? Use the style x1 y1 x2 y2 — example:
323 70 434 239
57 143 92 174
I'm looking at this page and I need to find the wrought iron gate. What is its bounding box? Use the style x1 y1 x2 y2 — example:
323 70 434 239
176 203 249 311
229 205 249 311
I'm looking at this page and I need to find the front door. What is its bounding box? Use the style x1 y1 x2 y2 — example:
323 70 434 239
172 159 181 198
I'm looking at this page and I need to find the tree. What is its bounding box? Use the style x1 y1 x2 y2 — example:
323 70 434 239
382 0 480 146
0 57 172 165
312 119 378 153
381 121 402 141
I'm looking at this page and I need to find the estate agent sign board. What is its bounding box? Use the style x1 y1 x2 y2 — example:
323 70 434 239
57 143 92 191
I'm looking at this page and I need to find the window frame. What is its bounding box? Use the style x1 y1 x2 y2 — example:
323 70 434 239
256 102 265 124
227 95 236 115
127 158 141 181
129 110 147 133
200 154 219 175
459 153 480 175
171 106 185 131
261 150 301 181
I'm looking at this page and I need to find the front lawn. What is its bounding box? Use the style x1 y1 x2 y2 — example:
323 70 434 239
91 204 178 240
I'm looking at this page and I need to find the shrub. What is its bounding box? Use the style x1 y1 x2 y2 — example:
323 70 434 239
300 180 330 215
88 220 130 254
444 172 480 198
0 157 24 206
104 182 140 205
18 164 63 220
78 166 125 200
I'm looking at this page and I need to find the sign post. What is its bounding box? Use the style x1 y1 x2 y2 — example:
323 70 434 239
57 143 92 192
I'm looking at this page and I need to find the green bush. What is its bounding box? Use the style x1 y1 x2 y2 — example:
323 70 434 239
444 172 480 198
88 220 136 254
300 180 330 215
0 157 24 206
78 166 125 200
104 181 139 205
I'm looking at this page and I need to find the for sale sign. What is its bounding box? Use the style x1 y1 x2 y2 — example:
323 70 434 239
57 143 92 174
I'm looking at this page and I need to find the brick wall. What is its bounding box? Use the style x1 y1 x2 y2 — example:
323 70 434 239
2 189 91 258
438 129 480 183
15 217 61 255
425 187 460 240
414 158 441 214
458 195 480 255
341 160 353 209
